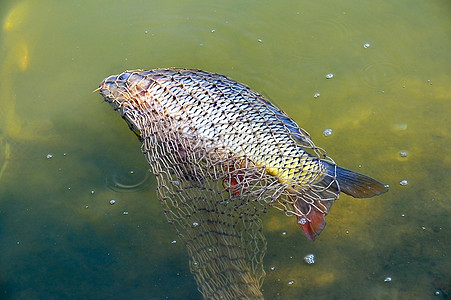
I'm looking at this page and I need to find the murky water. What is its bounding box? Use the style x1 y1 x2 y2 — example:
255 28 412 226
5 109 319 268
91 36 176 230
0 0 449 299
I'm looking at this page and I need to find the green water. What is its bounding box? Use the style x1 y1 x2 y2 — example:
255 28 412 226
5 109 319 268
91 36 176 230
0 0 449 299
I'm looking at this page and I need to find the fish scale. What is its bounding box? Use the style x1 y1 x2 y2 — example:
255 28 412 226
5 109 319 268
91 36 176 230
99 68 387 241
144 70 321 183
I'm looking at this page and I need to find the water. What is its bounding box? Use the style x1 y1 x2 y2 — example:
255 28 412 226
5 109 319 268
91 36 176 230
0 0 449 299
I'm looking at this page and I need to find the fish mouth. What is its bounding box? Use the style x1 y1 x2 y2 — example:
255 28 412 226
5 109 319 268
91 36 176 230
97 71 149 134
99 74 123 101
97 73 133 113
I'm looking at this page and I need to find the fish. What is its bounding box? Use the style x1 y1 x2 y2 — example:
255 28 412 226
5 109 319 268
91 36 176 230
98 68 388 240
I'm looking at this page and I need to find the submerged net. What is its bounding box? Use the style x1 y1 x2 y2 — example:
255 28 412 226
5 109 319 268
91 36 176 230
142 114 269 299
98 68 386 299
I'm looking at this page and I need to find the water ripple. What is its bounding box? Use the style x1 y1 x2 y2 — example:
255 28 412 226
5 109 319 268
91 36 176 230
360 61 404 89
304 18 352 42
106 163 151 192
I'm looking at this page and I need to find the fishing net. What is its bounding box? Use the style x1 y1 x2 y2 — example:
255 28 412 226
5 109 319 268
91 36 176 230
142 114 270 299
98 68 387 299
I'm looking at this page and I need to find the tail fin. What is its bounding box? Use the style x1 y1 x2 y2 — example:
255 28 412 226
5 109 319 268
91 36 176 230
323 161 388 198
291 161 388 240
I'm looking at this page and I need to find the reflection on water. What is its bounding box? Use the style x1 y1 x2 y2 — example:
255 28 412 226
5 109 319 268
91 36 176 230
0 0 449 299
0 1 57 183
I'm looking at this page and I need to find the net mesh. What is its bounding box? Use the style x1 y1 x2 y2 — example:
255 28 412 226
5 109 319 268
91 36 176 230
98 69 345 299
141 114 272 299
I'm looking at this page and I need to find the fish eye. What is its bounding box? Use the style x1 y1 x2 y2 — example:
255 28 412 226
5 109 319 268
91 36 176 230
118 72 131 81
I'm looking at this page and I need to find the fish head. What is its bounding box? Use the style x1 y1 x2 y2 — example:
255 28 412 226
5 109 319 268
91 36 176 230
98 70 154 107
98 70 154 137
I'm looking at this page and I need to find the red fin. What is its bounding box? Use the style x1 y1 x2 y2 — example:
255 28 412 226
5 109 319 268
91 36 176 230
296 210 326 241
230 176 241 197
223 161 246 197
291 197 329 241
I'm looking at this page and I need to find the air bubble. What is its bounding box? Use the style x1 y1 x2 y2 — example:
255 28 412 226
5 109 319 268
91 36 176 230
298 218 307 225
288 280 295 285
323 128 333 137
325 73 334 79
399 180 408 186
46 154 53 159
304 254 315 264
109 199 116 205
193 222 199 227
313 93 320 98
384 277 392 282
363 43 371 48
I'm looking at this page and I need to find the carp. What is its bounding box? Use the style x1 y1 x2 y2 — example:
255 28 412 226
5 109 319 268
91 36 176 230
98 68 388 240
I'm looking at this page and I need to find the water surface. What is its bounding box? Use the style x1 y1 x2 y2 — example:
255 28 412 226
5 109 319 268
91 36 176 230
0 0 449 299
